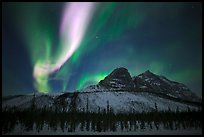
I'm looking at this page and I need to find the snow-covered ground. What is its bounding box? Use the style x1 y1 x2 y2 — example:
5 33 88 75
4 122 202 135
5 129 202 135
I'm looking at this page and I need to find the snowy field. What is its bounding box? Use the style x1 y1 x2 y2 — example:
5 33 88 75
5 128 202 135
4 123 202 135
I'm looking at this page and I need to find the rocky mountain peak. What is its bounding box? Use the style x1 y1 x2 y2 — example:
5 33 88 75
133 71 201 103
144 70 151 74
141 70 157 78
98 67 134 91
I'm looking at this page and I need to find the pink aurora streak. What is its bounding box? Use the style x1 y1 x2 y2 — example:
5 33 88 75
58 2 96 70
34 2 96 79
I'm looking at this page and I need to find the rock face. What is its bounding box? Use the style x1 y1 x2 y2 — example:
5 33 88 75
96 68 201 103
99 67 135 91
133 70 201 103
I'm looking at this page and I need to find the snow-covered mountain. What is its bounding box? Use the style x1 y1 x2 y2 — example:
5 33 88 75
133 70 201 103
2 67 202 113
2 91 201 113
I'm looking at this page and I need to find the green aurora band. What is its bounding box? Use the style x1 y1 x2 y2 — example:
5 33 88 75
13 3 59 93
76 72 109 90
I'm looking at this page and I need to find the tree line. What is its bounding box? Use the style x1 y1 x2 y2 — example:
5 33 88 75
2 103 202 134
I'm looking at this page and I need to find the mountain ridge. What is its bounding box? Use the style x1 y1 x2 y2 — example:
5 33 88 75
2 67 202 113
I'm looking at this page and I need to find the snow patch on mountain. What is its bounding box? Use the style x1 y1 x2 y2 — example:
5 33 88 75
76 91 199 113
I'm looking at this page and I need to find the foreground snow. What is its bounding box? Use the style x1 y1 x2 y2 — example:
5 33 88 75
4 123 202 135
5 129 202 135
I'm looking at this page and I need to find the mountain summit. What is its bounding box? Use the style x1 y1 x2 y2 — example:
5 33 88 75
99 67 135 91
133 70 201 103
96 68 200 104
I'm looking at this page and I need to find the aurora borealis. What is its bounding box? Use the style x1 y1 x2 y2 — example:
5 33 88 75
2 2 202 97
33 2 96 93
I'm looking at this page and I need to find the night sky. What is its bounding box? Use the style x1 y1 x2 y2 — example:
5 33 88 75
2 2 202 97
